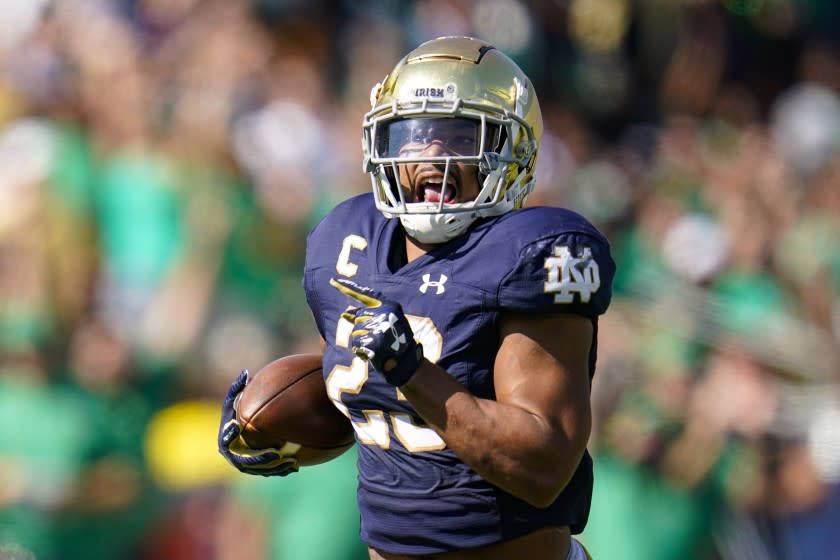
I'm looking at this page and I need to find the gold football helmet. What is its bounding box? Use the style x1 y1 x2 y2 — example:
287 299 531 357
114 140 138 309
362 36 543 243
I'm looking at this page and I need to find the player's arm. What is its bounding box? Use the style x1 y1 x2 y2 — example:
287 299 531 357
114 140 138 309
331 277 593 507
401 311 592 508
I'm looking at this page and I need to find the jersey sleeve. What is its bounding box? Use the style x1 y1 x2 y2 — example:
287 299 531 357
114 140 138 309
301 202 349 343
497 231 615 317
301 193 380 343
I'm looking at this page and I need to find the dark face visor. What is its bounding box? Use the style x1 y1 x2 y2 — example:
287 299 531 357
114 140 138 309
375 117 501 158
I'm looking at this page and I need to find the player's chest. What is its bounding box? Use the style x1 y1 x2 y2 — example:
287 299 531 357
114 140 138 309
319 260 495 361
318 267 497 454
317 260 497 397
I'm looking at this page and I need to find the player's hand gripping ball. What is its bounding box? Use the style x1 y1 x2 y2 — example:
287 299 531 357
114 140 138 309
331 278 424 387
218 369 299 477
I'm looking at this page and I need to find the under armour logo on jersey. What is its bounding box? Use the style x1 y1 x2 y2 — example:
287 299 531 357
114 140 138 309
544 246 601 304
419 273 448 295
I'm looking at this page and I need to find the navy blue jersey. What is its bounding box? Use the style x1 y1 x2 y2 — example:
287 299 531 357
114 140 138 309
303 193 614 555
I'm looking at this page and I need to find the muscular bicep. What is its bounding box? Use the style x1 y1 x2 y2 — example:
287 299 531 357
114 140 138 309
494 312 593 448
400 310 595 506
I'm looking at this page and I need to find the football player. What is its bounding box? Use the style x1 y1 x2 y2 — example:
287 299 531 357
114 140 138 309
219 36 614 560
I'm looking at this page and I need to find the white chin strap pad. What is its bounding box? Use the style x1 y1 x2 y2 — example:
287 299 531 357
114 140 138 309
399 213 476 244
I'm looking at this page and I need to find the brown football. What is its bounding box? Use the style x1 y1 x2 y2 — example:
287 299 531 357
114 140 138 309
235 353 355 466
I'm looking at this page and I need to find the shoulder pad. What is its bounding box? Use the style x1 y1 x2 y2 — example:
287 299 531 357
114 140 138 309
495 209 615 316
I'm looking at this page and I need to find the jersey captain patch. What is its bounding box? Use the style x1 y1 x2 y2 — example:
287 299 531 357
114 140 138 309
544 245 601 304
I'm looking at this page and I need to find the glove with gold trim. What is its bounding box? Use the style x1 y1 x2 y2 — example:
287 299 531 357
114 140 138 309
217 369 299 476
331 278 424 387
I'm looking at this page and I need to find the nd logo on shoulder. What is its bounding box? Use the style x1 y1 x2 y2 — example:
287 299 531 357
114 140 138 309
544 246 600 304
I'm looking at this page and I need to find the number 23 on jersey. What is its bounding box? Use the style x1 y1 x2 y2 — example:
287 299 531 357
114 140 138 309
326 306 447 453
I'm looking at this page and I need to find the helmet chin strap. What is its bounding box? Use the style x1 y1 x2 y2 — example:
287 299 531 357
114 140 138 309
399 213 475 244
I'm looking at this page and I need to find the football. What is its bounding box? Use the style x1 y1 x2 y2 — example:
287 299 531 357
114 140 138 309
235 353 355 466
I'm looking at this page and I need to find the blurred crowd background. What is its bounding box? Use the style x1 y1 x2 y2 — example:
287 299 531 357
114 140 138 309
0 0 839 559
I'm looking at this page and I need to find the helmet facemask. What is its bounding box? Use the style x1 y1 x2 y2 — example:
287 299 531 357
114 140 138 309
363 100 537 244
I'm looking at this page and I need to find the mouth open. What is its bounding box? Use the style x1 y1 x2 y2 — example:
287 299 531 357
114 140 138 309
415 173 458 204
